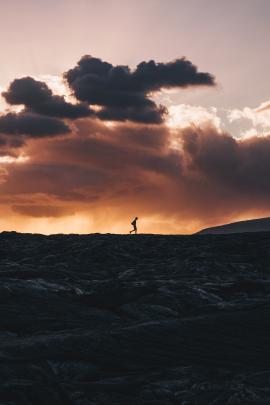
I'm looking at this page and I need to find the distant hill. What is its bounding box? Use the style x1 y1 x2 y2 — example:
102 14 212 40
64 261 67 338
197 217 270 235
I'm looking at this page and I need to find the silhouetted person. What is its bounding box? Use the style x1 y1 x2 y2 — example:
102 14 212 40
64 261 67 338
130 217 138 234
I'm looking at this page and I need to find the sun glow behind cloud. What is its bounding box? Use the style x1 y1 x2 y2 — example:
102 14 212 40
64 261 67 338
228 101 270 138
0 155 29 164
167 104 222 131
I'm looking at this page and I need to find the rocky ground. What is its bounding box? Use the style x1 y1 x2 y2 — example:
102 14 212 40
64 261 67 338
1 231 270 404
198 216 270 235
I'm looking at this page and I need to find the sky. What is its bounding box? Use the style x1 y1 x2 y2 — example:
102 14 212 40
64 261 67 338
0 0 270 234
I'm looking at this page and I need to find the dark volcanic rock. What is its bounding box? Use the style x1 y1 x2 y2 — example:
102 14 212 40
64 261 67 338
198 216 270 235
1 231 270 404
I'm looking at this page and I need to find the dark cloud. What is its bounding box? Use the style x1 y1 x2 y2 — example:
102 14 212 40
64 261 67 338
132 59 215 91
2 117 270 233
0 134 24 149
32 119 181 178
181 127 270 195
0 111 70 137
64 55 216 123
0 55 215 140
2 77 93 119
97 103 167 124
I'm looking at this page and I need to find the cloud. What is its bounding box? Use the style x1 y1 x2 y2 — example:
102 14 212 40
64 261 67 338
2 77 92 119
0 55 215 148
0 167 8 184
97 103 167 124
1 117 270 233
167 104 221 131
228 100 270 137
64 55 216 123
256 101 270 113
0 111 70 137
1 54 270 233
12 204 75 218
0 154 29 164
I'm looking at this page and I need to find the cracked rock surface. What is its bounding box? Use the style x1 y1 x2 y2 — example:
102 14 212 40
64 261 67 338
1 231 270 404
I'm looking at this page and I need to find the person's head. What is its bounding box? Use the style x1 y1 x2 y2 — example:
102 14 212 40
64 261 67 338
135 217 138 220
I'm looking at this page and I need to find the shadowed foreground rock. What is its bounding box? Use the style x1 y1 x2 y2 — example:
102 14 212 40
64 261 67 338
1 231 270 404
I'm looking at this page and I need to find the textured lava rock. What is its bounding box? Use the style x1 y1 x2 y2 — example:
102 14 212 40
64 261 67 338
1 231 270 404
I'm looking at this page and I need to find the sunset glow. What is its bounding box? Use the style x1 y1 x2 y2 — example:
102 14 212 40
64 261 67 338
0 155 29 164
0 0 270 234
